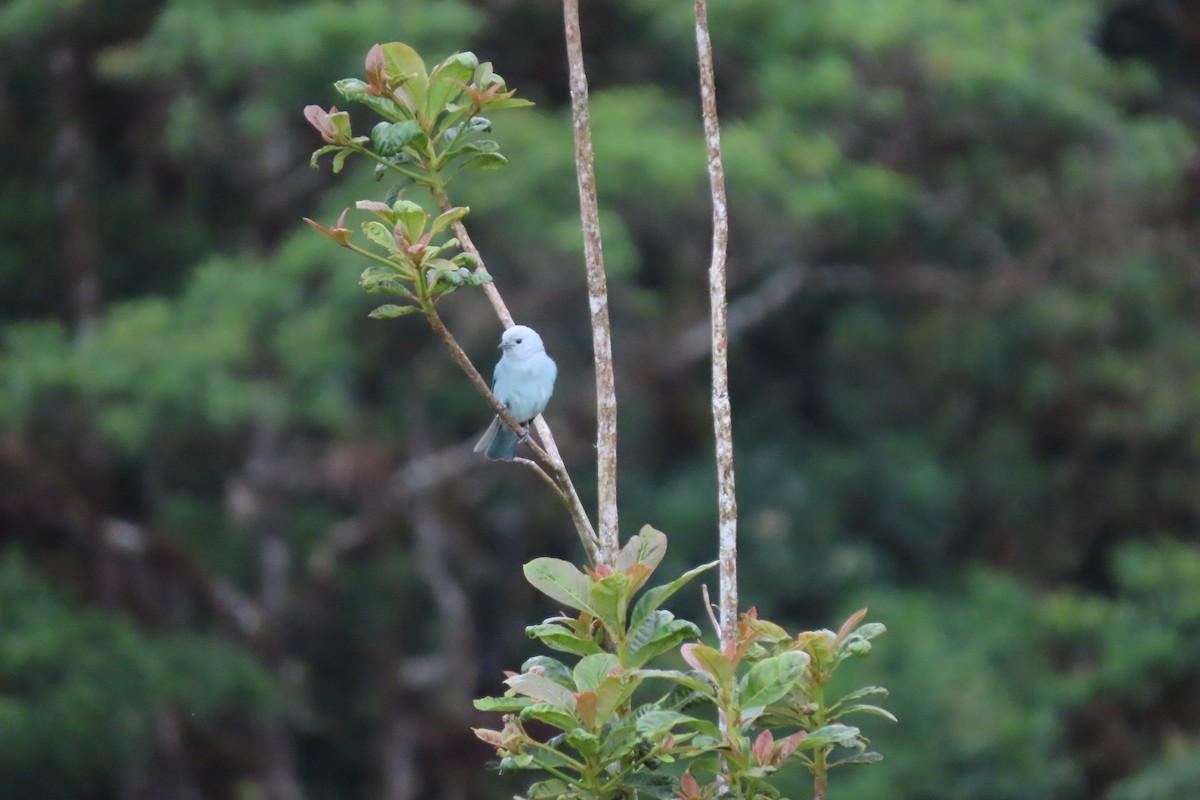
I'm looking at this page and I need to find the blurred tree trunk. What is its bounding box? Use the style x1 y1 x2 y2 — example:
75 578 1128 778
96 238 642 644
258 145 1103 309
49 45 101 337
244 424 307 800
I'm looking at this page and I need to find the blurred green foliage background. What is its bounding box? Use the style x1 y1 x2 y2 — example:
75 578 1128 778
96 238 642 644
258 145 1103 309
2 0 1200 798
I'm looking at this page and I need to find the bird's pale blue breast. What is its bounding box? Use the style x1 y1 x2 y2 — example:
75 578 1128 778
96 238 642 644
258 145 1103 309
493 351 557 423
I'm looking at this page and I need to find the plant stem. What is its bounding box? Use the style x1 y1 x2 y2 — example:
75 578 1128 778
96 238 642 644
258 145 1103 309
812 677 828 799
563 0 620 565
350 143 430 185
343 243 417 290
693 0 738 646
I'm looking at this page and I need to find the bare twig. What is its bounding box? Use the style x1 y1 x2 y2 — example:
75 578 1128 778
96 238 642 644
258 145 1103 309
563 0 620 565
700 583 722 639
514 456 567 500
694 0 739 648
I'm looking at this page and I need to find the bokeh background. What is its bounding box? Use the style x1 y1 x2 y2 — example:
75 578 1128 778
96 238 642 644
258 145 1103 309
3 0 1200 798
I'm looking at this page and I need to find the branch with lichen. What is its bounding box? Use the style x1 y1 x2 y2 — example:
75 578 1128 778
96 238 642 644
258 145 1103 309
693 0 739 648
562 0 621 566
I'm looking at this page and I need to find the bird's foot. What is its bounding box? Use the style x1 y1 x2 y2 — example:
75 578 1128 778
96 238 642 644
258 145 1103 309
517 424 531 444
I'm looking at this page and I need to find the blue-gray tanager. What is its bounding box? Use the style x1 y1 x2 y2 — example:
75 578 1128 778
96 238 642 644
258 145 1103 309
474 324 557 461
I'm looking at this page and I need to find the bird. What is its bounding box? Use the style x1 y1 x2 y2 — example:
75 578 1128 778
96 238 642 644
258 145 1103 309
474 324 557 461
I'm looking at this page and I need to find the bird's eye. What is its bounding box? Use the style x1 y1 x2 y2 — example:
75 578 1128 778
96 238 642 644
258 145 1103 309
515 338 523 344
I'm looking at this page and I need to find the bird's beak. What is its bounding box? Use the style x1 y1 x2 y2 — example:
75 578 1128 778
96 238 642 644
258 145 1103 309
498 342 512 351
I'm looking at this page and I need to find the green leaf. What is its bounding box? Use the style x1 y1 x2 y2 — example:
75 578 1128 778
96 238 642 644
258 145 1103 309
628 561 718 639
830 703 897 723
334 78 370 95
854 622 886 640
455 152 508 173
367 304 417 319
429 206 469 237
796 723 863 751
598 719 641 762
447 139 501 157
564 728 600 760
572 653 620 694
794 630 837 665
428 52 479 119
520 702 580 732
594 673 643 728
442 139 502 164
362 221 399 252
523 741 581 772
359 266 415 296
521 655 574 688
424 259 468 292
616 525 668 574
499 754 534 772
836 622 887 661
473 695 531 713
626 614 701 669
473 61 495 88
462 116 492 134
505 672 577 711
619 771 676 798
525 779 570 799
829 751 884 768
360 265 401 286
686 756 725 778
742 615 792 643
680 643 735 690
357 278 415 297
634 709 693 741
525 622 603 657
588 571 634 634
829 685 889 712
309 144 341 169
524 558 596 615
741 650 810 710
379 42 429 108
372 120 424 157
391 200 427 245
337 86 408 122
327 110 353 140
331 148 352 174
367 279 414 297
465 268 492 286
638 668 719 699
485 97 536 110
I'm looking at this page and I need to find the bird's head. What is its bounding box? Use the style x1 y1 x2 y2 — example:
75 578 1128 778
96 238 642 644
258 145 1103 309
499 324 545 357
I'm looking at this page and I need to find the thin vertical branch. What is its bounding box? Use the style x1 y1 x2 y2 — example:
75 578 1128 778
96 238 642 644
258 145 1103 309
693 0 739 648
562 0 620 565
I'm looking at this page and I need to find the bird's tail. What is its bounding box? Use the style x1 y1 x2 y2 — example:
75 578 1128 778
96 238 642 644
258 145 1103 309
474 416 519 461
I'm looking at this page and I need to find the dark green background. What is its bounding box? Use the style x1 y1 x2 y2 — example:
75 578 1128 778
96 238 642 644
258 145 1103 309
2 0 1199 798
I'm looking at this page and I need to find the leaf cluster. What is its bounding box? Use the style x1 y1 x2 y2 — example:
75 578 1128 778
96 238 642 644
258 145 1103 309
304 200 488 319
302 42 535 319
474 527 892 799
307 42 532 190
